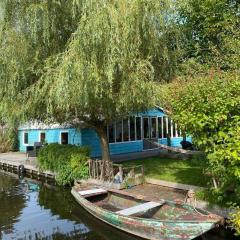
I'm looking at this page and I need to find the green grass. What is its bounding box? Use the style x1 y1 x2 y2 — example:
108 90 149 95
122 157 209 187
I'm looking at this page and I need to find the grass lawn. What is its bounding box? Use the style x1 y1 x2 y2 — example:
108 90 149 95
122 157 210 187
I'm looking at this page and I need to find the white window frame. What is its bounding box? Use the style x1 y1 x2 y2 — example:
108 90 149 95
23 131 29 146
59 131 69 145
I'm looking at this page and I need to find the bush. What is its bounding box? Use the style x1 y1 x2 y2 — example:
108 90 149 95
38 143 90 185
161 72 240 234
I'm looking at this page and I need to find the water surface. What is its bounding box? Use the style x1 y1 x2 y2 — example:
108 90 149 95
0 171 237 240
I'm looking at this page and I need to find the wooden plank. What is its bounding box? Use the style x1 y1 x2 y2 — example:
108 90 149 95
145 178 205 191
78 188 107 196
116 201 164 216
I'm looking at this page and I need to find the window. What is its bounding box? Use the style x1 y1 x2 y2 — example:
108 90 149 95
123 119 129 141
61 132 69 145
129 117 135 141
108 123 115 143
172 122 176 137
163 116 167 138
150 118 157 138
168 118 172 138
116 121 122 142
136 117 142 140
23 132 28 145
158 117 163 138
143 118 150 139
177 127 181 137
40 132 46 143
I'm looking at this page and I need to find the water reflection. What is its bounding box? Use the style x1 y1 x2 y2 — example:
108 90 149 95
0 171 139 240
0 171 238 240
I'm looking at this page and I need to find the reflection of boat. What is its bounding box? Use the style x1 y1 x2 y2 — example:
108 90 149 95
27 182 40 192
20 179 40 192
71 187 223 240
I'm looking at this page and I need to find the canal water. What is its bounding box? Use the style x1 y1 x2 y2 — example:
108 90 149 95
0 171 238 240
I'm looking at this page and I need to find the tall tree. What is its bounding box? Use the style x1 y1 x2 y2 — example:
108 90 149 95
0 0 181 167
177 0 240 72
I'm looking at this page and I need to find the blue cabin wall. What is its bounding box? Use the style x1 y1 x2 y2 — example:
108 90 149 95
18 108 191 157
18 128 81 152
159 137 192 147
81 129 143 158
137 108 165 117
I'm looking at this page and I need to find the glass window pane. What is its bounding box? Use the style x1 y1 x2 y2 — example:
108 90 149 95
173 122 176 137
168 118 172 138
143 118 150 139
158 117 162 138
116 121 123 142
40 132 46 143
136 117 141 140
177 127 181 137
61 132 68 145
151 118 157 138
24 132 28 144
130 117 135 141
163 117 167 138
123 119 129 141
108 124 115 143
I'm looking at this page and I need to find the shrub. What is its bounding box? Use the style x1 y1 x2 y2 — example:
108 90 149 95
38 143 90 185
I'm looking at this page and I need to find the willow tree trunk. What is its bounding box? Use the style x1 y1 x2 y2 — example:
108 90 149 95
95 127 111 180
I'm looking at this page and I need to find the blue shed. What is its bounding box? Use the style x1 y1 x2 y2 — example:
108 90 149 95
18 108 191 158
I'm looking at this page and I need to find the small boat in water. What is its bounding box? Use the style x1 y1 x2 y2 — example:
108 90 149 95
71 186 223 240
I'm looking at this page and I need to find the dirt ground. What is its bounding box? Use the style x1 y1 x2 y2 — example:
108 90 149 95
125 183 187 202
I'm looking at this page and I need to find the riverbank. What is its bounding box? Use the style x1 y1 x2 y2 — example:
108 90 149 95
0 168 238 240
0 152 55 179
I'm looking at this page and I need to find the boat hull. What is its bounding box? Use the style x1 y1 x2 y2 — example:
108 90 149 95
71 188 218 240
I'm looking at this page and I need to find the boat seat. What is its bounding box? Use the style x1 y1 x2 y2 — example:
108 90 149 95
116 201 165 216
78 188 107 197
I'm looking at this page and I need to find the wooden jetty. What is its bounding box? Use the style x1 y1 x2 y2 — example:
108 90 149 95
0 152 55 179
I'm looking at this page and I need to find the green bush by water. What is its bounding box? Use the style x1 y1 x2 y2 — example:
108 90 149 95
38 143 90 186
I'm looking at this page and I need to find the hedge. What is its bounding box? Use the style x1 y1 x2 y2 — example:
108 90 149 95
38 143 90 185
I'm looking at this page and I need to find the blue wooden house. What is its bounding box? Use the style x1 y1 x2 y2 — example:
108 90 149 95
18 108 190 157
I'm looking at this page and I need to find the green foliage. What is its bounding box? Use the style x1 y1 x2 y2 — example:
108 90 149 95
161 72 240 203
177 0 240 72
0 0 181 162
231 209 240 235
38 143 90 186
122 156 209 187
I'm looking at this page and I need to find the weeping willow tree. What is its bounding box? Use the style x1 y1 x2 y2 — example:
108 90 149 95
0 1 181 169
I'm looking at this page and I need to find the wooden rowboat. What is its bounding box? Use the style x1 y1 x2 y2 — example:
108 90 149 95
71 186 223 240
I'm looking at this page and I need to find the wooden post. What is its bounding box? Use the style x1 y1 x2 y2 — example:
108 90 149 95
88 159 91 178
119 165 123 183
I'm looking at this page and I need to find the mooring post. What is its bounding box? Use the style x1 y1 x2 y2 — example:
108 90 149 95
119 165 123 183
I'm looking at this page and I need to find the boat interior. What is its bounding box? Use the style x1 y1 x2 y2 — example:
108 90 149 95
77 187 215 222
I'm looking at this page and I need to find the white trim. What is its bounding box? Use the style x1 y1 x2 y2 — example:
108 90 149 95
128 118 130 141
114 122 117 142
161 117 163 138
59 130 69 144
166 117 169 135
109 140 142 145
175 123 178 138
22 131 29 146
134 117 137 141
